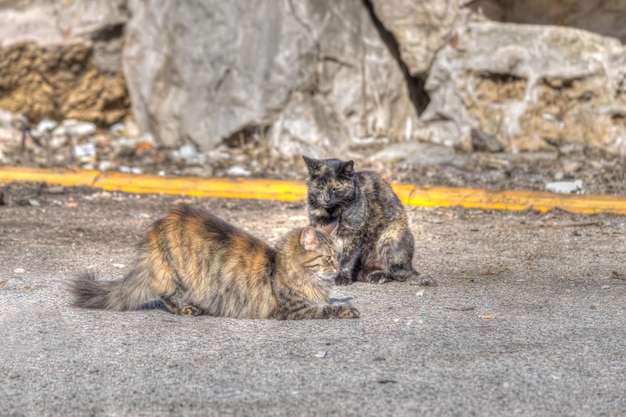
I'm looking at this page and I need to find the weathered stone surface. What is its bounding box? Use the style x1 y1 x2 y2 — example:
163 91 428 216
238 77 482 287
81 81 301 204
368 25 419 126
370 141 457 166
123 0 418 155
0 1 130 125
417 21 626 154
369 0 470 77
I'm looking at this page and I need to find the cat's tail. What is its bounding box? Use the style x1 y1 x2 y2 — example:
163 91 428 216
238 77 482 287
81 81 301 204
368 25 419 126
70 268 155 311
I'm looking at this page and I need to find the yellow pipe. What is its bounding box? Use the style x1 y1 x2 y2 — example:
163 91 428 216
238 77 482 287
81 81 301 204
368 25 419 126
1 166 625 215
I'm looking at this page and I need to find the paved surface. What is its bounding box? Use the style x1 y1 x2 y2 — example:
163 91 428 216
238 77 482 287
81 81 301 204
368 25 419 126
1 186 625 416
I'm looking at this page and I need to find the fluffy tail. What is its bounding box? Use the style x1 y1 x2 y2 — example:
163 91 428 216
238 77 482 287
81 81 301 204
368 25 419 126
70 269 155 311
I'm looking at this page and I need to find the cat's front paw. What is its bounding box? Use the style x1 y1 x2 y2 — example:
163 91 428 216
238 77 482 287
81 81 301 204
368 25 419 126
408 272 438 287
334 270 352 286
365 271 393 284
336 305 360 319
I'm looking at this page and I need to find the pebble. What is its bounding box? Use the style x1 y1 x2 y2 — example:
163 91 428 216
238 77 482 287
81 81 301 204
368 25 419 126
545 180 584 194
73 142 97 164
313 351 327 358
227 166 251 177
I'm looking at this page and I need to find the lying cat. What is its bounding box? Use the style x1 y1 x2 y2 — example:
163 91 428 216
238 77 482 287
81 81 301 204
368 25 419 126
70 204 359 320
303 156 428 286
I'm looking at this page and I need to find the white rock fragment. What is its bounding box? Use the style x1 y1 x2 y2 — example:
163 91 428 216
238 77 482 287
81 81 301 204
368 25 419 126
73 142 97 163
226 166 251 177
313 351 327 358
545 180 584 194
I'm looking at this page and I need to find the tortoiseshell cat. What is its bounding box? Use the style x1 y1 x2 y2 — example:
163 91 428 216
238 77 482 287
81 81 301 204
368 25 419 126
303 156 428 286
70 205 359 320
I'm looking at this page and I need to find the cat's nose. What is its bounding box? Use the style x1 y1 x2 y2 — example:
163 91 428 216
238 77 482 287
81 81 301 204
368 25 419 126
324 195 331 203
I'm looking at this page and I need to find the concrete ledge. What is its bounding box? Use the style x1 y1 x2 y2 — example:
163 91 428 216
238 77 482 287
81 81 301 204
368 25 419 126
1 166 625 215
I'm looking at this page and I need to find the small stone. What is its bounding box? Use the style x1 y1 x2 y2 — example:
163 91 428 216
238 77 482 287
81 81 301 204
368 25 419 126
35 119 57 134
98 160 113 171
178 144 198 160
61 119 97 138
314 351 327 358
601 285 611 290
227 166 252 177
113 263 126 269
545 180 584 194
471 128 503 152
14 268 25 274
73 142 97 164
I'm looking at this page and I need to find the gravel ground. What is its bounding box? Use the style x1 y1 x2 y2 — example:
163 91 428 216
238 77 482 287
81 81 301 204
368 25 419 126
1 184 625 416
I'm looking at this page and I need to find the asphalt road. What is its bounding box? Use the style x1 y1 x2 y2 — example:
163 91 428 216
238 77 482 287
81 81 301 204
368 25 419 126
1 186 625 416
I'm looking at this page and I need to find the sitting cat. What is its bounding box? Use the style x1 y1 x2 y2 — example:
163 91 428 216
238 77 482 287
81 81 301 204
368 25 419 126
70 204 359 320
303 155 427 286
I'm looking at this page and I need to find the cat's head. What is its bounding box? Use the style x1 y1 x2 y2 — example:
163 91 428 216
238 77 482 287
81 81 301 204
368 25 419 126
298 226 339 282
302 155 355 210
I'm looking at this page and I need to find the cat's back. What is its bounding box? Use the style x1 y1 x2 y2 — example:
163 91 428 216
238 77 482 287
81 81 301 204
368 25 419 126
355 171 404 218
157 204 267 252
150 204 275 283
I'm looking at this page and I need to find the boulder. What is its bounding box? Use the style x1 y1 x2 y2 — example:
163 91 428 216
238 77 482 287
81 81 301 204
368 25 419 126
123 0 418 155
417 21 626 154
369 0 469 77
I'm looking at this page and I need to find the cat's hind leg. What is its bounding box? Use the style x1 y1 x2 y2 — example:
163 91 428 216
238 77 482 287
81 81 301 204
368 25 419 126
160 291 204 316
361 224 416 284
152 268 204 316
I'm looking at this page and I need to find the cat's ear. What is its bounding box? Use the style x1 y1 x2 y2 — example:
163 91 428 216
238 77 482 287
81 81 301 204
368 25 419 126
340 160 354 177
299 226 319 251
316 221 338 237
302 155 321 174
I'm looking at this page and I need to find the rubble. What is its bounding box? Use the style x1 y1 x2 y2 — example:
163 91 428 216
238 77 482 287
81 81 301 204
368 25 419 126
0 108 625 197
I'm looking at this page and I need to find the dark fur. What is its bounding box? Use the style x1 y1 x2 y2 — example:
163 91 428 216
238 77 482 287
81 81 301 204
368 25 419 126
70 205 359 319
303 156 420 285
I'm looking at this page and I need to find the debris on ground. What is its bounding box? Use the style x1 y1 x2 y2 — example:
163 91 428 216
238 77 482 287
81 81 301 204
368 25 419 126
610 271 626 281
545 180 585 194
0 109 625 195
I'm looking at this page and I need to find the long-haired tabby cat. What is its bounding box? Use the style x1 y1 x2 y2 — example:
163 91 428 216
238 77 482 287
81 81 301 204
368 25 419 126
303 156 431 286
70 205 359 320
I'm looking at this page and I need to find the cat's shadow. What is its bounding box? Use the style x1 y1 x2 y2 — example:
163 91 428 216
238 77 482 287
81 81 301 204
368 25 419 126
330 297 353 304
141 298 355 312
140 300 169 312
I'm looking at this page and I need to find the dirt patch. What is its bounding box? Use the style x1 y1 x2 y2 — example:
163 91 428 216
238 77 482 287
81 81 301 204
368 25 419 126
0 42 130 126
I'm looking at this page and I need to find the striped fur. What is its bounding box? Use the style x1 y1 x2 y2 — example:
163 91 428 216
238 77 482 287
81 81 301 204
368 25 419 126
70 205 359 320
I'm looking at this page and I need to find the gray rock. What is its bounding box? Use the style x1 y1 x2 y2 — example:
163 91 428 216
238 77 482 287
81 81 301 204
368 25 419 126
417 21 626 154
370 142 456 166
369 0 469 76
471 128 504 153
123 0 418 156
